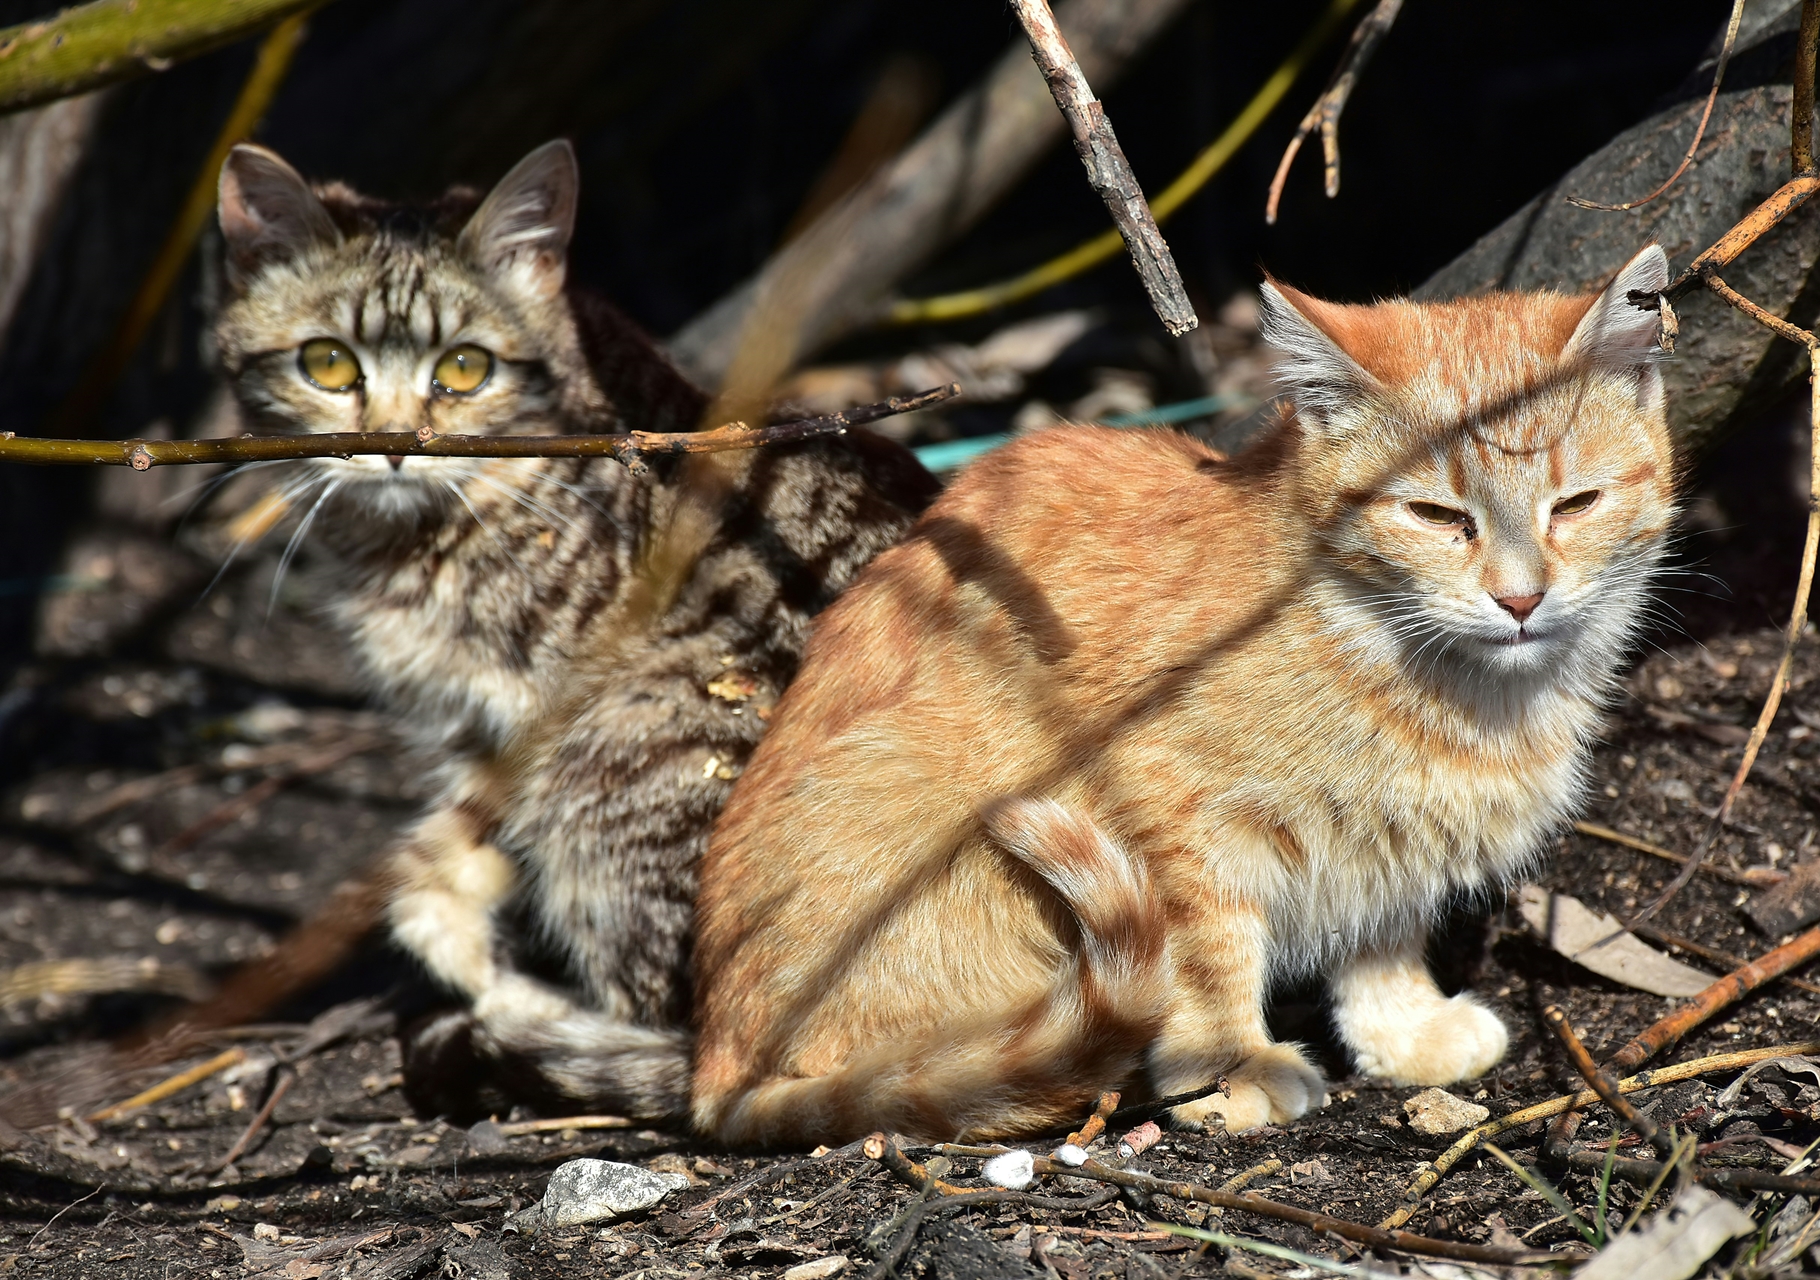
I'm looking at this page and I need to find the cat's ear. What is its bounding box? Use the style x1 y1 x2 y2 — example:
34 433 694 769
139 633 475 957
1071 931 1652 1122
218 144 341 287
1257 280 1380 425
1560 244 1670 411
459 140 579 300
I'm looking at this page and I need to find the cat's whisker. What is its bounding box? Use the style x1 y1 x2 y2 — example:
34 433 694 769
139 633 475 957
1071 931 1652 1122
266 478 342 618
197 470 332 604
441 478 531 575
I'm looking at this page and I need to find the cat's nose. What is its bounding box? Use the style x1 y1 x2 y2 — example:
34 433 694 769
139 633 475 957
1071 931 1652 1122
1494 592 1544 624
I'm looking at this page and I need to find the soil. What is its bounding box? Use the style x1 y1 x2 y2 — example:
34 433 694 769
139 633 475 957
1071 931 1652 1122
1 424 1818 1279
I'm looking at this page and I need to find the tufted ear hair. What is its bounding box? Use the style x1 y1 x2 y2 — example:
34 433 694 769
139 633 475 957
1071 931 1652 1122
218 144 341 289
458 139 579 301
1256 279 1381 426
1560 244 1670 412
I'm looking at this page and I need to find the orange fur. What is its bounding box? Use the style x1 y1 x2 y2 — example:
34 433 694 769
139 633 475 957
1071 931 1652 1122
692 249 1677 1146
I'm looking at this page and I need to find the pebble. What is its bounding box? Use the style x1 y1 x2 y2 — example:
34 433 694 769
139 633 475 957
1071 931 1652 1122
782 1257 851 1280
1402 1088 1490 1136
503 1158 690 1232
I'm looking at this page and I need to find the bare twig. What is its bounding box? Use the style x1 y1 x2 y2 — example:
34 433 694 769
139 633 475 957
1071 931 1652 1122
1631 922 1820 997
1798 0 1820 176
492 1115 631 1137
874 1133 1550 1266
1065 1090 1120 1147
1571 821 1785 888
2 384 960 469
1008 0 1197 335
1650 175 1820 306
25 1187 102 1252
1542 1005 1667 1154
1606 922 1820 1075
1378 1039 1820 1228
214 1062 294 1170
1565 0 1745 211
1264 0 1404 224
0 956 210 1007
147 733 382 861
1559 1144 1820 1197
88 1046 245 1123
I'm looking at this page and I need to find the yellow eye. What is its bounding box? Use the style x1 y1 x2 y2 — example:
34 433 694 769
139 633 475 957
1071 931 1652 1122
298 338 361 391
1554 490 1600 516
433 345 493 394
1409 501 1469 526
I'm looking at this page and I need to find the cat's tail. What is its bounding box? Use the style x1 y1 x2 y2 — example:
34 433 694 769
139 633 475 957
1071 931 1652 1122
697 798 1170 1146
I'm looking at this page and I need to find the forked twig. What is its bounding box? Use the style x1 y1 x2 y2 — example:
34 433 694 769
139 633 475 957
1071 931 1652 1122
1008 0 1197 335
1570 821 1784 888
869 1133 1552 1266
1379 1039 1820 1228
0 385 961 470
1264 0 1404 224
1564 0 1745 211
1542 1005 1667 1154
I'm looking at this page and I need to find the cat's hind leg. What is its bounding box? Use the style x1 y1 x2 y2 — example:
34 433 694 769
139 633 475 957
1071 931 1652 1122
695 798 1170 1146
1330 930 1507 1085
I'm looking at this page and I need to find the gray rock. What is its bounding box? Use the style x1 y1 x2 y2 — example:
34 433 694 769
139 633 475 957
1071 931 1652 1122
503 1158 689 1233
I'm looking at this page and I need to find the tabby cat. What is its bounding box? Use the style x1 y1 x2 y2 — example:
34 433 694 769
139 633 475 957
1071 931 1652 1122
212 139 937 1116
692 247 1674 1145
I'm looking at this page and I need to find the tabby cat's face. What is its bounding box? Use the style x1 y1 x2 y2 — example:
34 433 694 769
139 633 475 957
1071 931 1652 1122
1261 247 1675 678
214 142 592 519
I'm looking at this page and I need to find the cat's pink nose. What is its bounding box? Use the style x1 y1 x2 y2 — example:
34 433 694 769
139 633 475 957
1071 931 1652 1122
1495 592 1544 624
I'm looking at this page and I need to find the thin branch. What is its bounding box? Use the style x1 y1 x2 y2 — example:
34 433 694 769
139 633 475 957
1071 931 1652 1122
1648 175 1820 305
1065 1089 1120 1147
1558 1144 1820 1197
1570 820 1785 888
0 384 961 470
213 1062 294 1171
0 0 320 117
1565 0 1744 212
1009 0 1197 335
1606 922 1820 1075
1631 922 1820 997
1264 0 1404 224
872 1134 1551 1267
1542 1005 1666 1155
88 1046 245 1123
1379 1039 1820 1229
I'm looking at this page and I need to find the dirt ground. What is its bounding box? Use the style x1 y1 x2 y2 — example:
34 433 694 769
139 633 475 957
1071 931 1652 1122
1 426 1819 1279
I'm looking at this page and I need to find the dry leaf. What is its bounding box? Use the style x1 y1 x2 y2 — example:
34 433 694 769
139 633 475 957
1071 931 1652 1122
1516 885 1712 997
1572 1185 1753 1280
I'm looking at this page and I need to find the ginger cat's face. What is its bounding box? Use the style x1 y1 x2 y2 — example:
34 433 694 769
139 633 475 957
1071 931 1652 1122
1262 252 1673 682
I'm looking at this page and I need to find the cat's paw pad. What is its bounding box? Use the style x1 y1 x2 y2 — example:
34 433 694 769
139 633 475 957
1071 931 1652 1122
1168 1044 1325 1133
1351 993 1508 1086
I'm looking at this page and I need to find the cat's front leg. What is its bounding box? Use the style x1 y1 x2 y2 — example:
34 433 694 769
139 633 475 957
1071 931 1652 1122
1149 903 1325 1132
1330 930 1508 1085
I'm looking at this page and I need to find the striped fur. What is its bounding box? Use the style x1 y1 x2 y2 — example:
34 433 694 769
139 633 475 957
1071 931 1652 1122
692 248 1675 1145
213 141 937 1118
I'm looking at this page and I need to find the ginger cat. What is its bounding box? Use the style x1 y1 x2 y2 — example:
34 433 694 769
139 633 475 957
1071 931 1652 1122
691 246 1675 1146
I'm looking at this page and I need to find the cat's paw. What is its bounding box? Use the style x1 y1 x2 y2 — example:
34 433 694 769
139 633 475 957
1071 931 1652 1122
472 971 581 1025
1348 992 1508 1086
1168 1044 1326 1133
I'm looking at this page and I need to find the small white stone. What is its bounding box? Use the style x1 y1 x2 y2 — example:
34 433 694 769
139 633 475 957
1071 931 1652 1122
1402 1088 1490 1137
982 1149 1036 1190
1054 1143 1088 1167
507 1157 690 1232
782 1256 850 1280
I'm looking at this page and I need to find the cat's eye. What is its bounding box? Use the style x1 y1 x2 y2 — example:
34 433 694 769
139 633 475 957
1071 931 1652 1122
1408 501 1470 527
1553 490 1601 517
299 338 361 391
433 345 493 395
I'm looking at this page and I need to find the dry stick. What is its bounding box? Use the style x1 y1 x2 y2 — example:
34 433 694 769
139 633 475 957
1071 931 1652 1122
1263 0 1404 224
1570 820 1784 888
88 1046 245 1123
1542 1005 1666 1154
1378 1040 1820 1229
1565 0 1745 211
1632 921 1820 997
1066 1090 1120 1148
875 1134 1551 1267
0 384 961 469
491 1115 630 1137
1651 175 1820 307
1798 0 1820 177
147 733 383 861
1008 0 1197 336
214 1062 294 1171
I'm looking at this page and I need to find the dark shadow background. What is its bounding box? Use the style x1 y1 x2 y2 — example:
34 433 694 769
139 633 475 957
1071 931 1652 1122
0 0 1762 686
